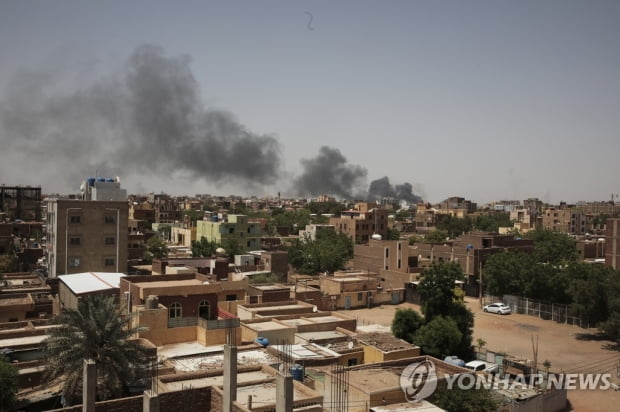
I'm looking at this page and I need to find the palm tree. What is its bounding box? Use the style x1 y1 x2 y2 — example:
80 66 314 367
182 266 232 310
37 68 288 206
41 294 152 405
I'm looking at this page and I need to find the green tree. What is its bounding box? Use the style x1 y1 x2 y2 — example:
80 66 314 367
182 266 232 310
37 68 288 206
567 263 618 326
191 238 219 257
391 308 424 343
417 262 464 320
436 215 473 238
414 316 462 358
222 238 243 256
474 212 512 233
0 254 18 274
288 230 353 274
430 384 499 412
307 201 345 216
0 354 18 410
387 228 400 240
483 251 532 297
156 224 171 241
145 236 168 260
600 312 620 343
41 295 152 405
408 235 422 245
525 228 578 265
424 229 449 243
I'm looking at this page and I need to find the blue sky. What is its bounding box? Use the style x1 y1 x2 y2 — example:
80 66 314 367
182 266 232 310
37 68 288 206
1 1 619 203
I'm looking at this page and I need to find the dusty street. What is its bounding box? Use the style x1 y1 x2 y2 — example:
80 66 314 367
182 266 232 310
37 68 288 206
339 298 620 411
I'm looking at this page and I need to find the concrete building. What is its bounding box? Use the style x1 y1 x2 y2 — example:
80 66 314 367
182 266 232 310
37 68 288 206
541 207 593 235
120 273 247 346
298 224 336 241
45 198 128 278
0 185 42 221
196 214 263 253
606 218 620 269
329 203 389 243
355 332 420 363
57 272 126 311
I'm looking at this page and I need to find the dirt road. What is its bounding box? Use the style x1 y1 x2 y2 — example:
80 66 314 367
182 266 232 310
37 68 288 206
339 298 620 411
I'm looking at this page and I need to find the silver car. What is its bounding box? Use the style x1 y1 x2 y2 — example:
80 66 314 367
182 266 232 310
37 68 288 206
483 302 511 315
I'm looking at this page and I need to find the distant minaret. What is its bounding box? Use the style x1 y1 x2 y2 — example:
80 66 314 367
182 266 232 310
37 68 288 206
278 191 281 206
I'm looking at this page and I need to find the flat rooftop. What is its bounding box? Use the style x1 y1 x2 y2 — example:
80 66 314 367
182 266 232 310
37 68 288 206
357 332 418 352
247 321 292 331
160 370 272 392
58 272 125 294
280 318 314 327
158 341 224 361
0 334 47 348
296 330 350 343
169 349 278 372
309 315 346 323
134 279 203 288
251 284 289 291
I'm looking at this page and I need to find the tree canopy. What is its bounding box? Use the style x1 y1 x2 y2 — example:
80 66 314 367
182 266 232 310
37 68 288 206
41 295 152 405
414 316 463 358
0 355 18 410
288 230 353 274
391 308 424 343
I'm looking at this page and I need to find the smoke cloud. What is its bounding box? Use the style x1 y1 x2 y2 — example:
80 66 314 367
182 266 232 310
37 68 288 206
294 146 368 199
295 148 423 203
368 176 423 204
0 45 423 202
0 45 281 190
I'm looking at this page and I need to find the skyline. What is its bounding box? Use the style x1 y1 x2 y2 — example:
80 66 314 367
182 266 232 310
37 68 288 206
1 1 619 204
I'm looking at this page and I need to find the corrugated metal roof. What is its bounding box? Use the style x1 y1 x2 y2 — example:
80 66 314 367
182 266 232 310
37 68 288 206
58 272 126 295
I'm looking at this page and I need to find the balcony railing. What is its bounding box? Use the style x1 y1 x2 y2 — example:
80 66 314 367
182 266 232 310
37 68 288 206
167 316 198 328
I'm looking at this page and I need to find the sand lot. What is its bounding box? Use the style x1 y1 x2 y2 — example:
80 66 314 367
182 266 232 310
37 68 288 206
339 297 620 411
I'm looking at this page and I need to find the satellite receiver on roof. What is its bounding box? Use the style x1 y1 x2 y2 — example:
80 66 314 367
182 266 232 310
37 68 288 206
312 305 318 313
347 341 354 349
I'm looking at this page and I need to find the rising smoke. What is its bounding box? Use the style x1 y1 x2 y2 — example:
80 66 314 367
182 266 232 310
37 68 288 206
0 45 423 202
0 45 281 190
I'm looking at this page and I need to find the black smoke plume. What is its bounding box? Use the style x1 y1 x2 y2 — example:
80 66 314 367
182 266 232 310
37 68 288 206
0 45 281 190
368 176 422 204
294 146 368 199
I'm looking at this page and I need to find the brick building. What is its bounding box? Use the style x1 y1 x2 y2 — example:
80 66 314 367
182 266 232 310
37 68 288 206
329 203 389 243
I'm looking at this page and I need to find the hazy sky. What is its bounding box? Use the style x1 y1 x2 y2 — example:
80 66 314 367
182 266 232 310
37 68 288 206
1 0 619 204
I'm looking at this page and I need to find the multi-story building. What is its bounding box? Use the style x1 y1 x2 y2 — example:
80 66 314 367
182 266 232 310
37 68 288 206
298 224 335 241
45 178 128 277
0 185 42 221
329 203 389 243
195 214 262 253
606 218 620 270
541 207 593 235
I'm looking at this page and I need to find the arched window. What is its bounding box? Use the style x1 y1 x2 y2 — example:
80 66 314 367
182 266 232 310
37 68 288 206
198 300 211 320
169 302 182 319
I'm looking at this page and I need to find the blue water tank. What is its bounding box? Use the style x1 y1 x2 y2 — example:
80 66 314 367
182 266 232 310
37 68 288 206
96 177 106 182
290 364 304 381
255 337 269 347
105 178 115 183
87 177 96 186
211 215 219 222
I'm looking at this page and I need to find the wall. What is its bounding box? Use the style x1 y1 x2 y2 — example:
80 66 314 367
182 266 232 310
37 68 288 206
197 325 242 346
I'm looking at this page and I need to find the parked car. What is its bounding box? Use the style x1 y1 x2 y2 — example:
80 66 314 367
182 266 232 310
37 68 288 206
483 302 511 315
465 360 499 374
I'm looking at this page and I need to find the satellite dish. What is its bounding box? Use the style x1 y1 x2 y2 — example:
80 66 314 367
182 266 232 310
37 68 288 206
371 233 382 241
312 305 318 313
278 364 284 372
347 341 354 349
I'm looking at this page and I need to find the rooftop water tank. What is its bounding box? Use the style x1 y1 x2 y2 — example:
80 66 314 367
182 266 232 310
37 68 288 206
211 215 219 222
255 337 269 347
290 364 304 381
87 177 96 186
105 178 115 183
96 177 106 182
145 295 159 309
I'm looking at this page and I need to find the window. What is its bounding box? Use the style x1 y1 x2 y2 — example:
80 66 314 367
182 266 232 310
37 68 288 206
69 215 81 224
348 358 358 367
385 248 389 258
169 302 182 319
104 215 115 224
226 294 236 301
247 241 251 247
69 257 80 267
105 237 115 245
198 300 211 319
69 237 81 246
357 292 363 301
229 227 234 234
104 258 115 267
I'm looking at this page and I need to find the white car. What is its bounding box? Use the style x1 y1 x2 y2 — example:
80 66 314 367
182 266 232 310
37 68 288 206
483 302 511 315
465 360 499 374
